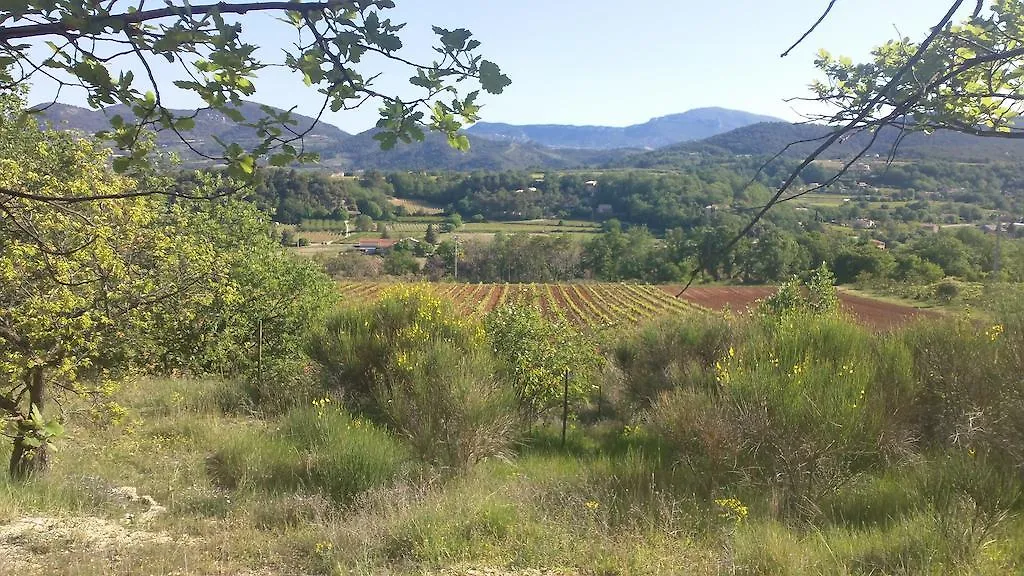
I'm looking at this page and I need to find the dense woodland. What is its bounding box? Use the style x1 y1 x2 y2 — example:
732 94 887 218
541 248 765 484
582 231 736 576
248 159 1024 229
243 164 1024 287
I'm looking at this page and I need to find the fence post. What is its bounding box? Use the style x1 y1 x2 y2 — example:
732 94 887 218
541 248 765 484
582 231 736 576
561 370 570 448
257 318 263 388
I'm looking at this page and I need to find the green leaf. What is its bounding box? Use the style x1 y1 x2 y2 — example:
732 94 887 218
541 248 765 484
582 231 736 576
42 420 64 438
30 405 44 426
112 156 132 173
238 154 255 175
269 153 294 167
173 117 195 131
479 60 511 94
448 133 470 151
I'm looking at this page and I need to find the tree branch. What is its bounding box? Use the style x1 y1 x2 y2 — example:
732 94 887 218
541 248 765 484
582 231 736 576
0 1 340 42
781 0 839 58
679 0 970 295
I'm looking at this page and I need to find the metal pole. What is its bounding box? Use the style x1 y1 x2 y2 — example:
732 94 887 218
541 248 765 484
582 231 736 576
561 370 570 448
994 212 1002 277
257 318 263 387
453 234 459 280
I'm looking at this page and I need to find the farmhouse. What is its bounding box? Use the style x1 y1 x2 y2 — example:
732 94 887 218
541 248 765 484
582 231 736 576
355 239 399 255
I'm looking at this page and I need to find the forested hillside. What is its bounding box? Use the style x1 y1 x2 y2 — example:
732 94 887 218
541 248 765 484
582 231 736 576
466 107 783 149
625 122 1024 167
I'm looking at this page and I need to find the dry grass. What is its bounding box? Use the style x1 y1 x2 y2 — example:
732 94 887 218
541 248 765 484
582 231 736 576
1 309 1023 575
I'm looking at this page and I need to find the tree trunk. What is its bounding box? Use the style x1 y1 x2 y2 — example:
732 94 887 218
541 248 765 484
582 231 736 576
9 366 49 480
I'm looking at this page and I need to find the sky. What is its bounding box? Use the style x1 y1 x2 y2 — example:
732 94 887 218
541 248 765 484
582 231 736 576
25 0 972 133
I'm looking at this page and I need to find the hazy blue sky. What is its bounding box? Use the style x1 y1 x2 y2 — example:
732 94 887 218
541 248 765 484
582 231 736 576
27 0 972 133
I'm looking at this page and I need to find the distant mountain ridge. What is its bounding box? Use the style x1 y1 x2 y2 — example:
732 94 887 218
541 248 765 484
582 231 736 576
33 101 351 159
466 107 784 149
31 101 620 171
33 101 1024 171
324 130 620 171
623 121 1024 168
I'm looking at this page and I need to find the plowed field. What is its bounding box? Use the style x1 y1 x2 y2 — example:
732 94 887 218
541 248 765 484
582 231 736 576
337 282 934 331
660 285 936 329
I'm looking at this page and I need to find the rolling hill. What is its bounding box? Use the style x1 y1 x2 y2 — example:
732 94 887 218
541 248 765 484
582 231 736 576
31 101 628 171
623 121 1024 168
466 107 783 150
33 101 352 160
33 101 1024 171
320 130 621 171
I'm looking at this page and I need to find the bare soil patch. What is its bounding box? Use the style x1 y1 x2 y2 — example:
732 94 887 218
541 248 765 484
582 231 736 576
660 285 937 329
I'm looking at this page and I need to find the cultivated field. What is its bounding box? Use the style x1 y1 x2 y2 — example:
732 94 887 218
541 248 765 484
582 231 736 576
338 282 697 329
662 285 937 329
338 282 931 330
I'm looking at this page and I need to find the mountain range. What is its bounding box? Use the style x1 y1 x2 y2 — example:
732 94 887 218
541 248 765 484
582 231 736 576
33 101 351 159
626 121 1024 168
465 108 783 150
31 101 1024 171
32 102 777 170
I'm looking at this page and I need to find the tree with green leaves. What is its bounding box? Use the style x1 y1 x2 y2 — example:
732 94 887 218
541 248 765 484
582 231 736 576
0 0 510 184
354 213 374 232
0 94 335 477
810 1 1024 142
484 304 599 422
696 0 1024 286
424 223 440 245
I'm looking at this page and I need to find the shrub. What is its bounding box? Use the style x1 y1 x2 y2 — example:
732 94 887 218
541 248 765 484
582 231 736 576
757 262 839 319
485 304 600 421
642 313 920 516
647 388 740 492
308 285 517 468
377 342 517 468
901 316 1024 470
934 279 961 302
611 313 734 413
720 317 900 512
207 405 412 504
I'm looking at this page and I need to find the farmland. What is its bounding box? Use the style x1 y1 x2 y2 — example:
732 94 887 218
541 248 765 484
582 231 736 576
338 282 698 329
661 285 938 329
338 282 931 330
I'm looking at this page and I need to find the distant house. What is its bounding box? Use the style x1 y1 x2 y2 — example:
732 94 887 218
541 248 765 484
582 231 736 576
852 218 877 230
596 204 614 215
584 180 598 187
919 223 940 233
870 239 887 250
355 239 399 255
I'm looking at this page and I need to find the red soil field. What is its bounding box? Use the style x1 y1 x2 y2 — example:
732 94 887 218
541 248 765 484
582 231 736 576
660 285 937 330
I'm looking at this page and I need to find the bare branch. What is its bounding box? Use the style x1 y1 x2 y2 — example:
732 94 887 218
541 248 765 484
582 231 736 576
781 0 839 58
